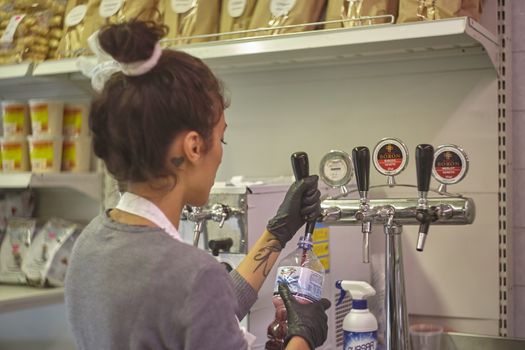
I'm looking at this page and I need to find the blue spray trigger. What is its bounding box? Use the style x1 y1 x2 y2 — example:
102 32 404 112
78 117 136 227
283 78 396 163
335 280 347 306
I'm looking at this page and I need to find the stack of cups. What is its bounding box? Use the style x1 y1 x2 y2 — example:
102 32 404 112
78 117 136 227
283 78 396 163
61 102 92 172
28 99 65 173
1 101 31 172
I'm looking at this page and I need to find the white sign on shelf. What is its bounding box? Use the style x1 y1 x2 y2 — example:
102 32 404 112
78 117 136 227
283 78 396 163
99 0 124 18
270 0 296 17
228 0 247 18
65 5 87 27
171 0 197 14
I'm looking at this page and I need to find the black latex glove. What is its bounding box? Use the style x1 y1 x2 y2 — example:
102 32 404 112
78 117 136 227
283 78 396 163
266 175 321 248
278 283 331 350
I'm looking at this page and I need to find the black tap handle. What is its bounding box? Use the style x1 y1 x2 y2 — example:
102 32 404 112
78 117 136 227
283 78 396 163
415 144 434 192
291 152 309 180
352 147 370 192
208 238 234 256
291 152 316 236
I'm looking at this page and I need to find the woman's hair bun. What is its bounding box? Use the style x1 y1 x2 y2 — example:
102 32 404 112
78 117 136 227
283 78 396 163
98 21 168 63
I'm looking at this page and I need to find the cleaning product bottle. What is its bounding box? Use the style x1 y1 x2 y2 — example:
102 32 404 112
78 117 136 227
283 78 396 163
336 280 378 350
265 237 325 350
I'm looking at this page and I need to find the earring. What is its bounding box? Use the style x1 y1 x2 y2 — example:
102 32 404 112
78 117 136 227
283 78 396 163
171 156 184 167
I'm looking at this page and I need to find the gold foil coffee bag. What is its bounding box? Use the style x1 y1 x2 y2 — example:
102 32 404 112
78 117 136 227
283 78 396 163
248 0 327 37
163 0 221 46
57 0 162 58
325 0 398 29
397 0 482 23
56 0 106 58
219 0 257 40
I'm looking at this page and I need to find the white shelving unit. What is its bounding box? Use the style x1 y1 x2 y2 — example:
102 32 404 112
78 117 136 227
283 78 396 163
0 286 63 314
0 13 509 349
18 17 495 76
0 173 103 201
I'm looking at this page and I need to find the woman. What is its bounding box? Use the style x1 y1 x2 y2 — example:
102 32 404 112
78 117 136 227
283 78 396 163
65 21 330 350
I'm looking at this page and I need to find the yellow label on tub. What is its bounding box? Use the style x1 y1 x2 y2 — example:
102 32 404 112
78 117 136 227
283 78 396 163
62 141 76 169
31 104 49 133
63 107 82 135
30 141 54 169
1 142 23 170
3 106 25 133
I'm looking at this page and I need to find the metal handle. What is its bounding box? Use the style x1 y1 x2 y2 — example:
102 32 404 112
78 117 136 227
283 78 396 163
415 144 434 193
291 151 309 180
208 238 234 256
291 152 315 240
352 146 370 193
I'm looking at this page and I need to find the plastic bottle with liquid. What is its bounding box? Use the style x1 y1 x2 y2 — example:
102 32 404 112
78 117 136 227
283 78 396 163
265 237 325 350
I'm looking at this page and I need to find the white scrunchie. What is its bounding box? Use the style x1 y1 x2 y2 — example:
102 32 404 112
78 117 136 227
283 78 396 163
77 30 162 92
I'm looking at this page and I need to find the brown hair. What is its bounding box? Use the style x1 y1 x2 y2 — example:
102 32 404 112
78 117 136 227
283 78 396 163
90 21 226 183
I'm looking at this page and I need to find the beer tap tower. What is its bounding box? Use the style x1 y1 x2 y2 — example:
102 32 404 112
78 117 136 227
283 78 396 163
319 141 475 350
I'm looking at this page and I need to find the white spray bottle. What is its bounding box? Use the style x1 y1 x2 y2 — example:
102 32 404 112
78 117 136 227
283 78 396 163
336 280 378 350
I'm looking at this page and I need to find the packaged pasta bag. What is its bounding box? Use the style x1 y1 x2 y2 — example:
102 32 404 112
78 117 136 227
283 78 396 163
248 0 327 37
219 0 258 40
163 0 221 46
57 0 101 58
0 0 66 64
45 229 80 287
324 0 398 29
0 217 36 284
397 0 482 23
45 0 68 59
21 217 78 287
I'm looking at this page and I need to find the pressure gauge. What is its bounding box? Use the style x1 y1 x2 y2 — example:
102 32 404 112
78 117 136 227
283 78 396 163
319 150 353 188
432 144 469 185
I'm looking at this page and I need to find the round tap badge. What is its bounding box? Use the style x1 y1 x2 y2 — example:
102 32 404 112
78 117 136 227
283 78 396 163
432 145 469 184
372 138 408 176
319 150 353 188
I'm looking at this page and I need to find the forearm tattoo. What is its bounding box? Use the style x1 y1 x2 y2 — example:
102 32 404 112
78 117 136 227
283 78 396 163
253 238 282 277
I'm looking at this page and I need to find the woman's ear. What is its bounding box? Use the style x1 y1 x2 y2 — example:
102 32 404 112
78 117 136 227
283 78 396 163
166 131 203 169
182 131 204 164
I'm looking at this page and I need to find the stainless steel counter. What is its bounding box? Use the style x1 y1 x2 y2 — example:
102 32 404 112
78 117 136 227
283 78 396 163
442 332 525 350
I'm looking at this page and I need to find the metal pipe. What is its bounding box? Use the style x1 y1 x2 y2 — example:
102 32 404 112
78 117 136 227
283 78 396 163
321 197 475 226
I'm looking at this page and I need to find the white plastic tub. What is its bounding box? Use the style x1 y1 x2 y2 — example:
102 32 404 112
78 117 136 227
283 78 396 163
28 99 64 136
1 101 30 136
62 136 92 172
27 135 63 173
0 136 29 172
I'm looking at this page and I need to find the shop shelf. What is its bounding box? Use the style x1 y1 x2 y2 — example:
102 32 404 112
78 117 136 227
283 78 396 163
0 285 63 313
0 172 103 201
0 62 31 79
28 17 498 78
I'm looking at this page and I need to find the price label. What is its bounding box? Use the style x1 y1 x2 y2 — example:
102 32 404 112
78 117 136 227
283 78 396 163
0 15 26 44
